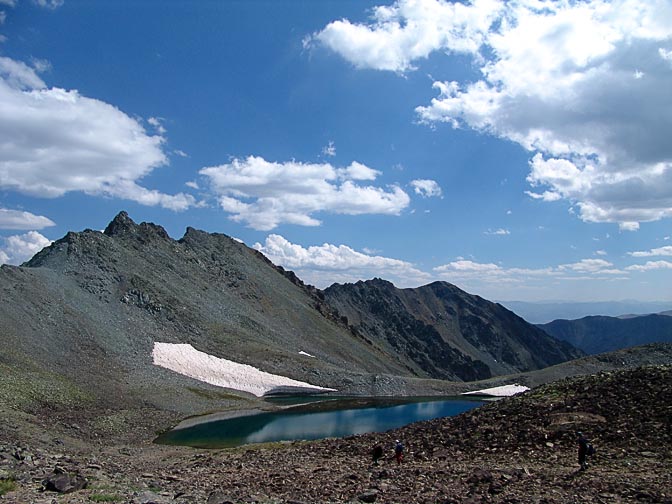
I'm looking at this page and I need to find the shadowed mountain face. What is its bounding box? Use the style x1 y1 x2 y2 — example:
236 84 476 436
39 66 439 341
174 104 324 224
0 212 583 413
538 314 672 355
323 279 584 381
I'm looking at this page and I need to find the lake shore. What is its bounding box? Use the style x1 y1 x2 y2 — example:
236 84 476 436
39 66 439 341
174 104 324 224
1 366 670 503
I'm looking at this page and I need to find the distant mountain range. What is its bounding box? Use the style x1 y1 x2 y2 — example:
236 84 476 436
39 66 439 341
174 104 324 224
538 314 672 355
500 300 672 324
0 212 584 416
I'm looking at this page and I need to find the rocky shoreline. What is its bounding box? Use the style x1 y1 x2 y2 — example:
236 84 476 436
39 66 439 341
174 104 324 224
1 365 670 503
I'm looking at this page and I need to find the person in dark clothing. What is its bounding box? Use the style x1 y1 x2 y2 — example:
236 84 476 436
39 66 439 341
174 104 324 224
577 431 589 470
372 445 383 465
394 440 404 465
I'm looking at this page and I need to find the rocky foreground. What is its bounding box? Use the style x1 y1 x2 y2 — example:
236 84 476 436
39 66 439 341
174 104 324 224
1 365 671 503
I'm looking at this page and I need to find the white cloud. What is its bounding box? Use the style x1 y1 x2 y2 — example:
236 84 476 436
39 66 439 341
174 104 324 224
484 228 510 236
0 208 55 230
147 116 167 134
559 258 615 273
0 56 46 89
0 231 52 265
626 260 672 272
410 179 442 198
33 0 64 9
0 0 16 7
629 245 672 257
200 156 410 230
595 250 607 256
253 234 429 288
434 260 501 273
309 0 503 73
0 57 194 211
173 149 188 158
0 11 6 24
525 190 562 202
322 140 336 157
315 0 672 230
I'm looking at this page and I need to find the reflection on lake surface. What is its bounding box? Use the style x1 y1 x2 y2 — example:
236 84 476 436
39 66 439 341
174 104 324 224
155 397 484 448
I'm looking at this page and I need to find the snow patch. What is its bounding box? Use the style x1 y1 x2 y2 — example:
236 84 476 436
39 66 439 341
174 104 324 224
298 351 315 357
152 342 336 397
462 384 529 397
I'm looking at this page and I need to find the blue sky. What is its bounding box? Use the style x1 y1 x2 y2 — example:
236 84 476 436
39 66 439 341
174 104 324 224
1 0 671 303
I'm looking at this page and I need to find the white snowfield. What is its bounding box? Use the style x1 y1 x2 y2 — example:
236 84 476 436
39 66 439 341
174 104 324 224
462 384 529 397
152 342 336 397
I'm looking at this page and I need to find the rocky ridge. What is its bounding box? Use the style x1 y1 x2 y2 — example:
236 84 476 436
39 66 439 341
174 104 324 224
324 279 583 380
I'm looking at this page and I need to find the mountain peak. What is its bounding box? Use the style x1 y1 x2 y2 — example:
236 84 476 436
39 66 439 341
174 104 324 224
103 211 137 237
103 211 170 242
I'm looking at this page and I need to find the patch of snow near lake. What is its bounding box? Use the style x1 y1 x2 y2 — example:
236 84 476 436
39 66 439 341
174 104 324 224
462 384 529 397
152 342 336 397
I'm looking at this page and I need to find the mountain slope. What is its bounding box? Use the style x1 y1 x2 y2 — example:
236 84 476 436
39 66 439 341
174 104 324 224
323 279 584 381
538 314 672 354
1 211 585 416
1 212 410 414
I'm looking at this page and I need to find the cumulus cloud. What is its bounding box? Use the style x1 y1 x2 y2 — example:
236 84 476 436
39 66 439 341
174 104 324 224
410 179 442 198
0 208 55 230
314 0 672 230
253 234 429 288
626 260 672 271
308 0 502 72
251 233 667 295
0 230 52 265
0 56 194 211
433 256 633 287
200 156 410 230
558 259 624 275
629 245 672 257
434 260 501 273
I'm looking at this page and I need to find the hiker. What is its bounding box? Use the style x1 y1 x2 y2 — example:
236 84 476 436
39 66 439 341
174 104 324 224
372 445 383 465
577 431 589 470
394 439 404 465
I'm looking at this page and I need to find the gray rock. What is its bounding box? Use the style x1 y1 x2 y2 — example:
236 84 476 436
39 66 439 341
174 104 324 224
42 472 87 493
206 490 235 504
358 489 378 503
137 490 170 504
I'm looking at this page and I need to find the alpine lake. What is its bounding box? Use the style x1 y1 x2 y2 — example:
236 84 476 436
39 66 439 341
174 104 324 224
154 396 487 449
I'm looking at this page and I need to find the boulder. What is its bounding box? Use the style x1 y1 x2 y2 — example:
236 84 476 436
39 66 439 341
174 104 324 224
42 472 87 493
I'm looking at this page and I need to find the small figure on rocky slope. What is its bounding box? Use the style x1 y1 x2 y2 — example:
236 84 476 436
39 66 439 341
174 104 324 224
394 440 404 465
372 445 383 465
577 431 590 471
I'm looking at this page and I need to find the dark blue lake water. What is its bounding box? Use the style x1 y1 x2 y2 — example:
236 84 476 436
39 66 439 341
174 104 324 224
154 397 484 448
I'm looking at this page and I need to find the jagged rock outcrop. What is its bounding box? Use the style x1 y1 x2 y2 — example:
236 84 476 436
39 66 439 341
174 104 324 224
324 279 584 380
